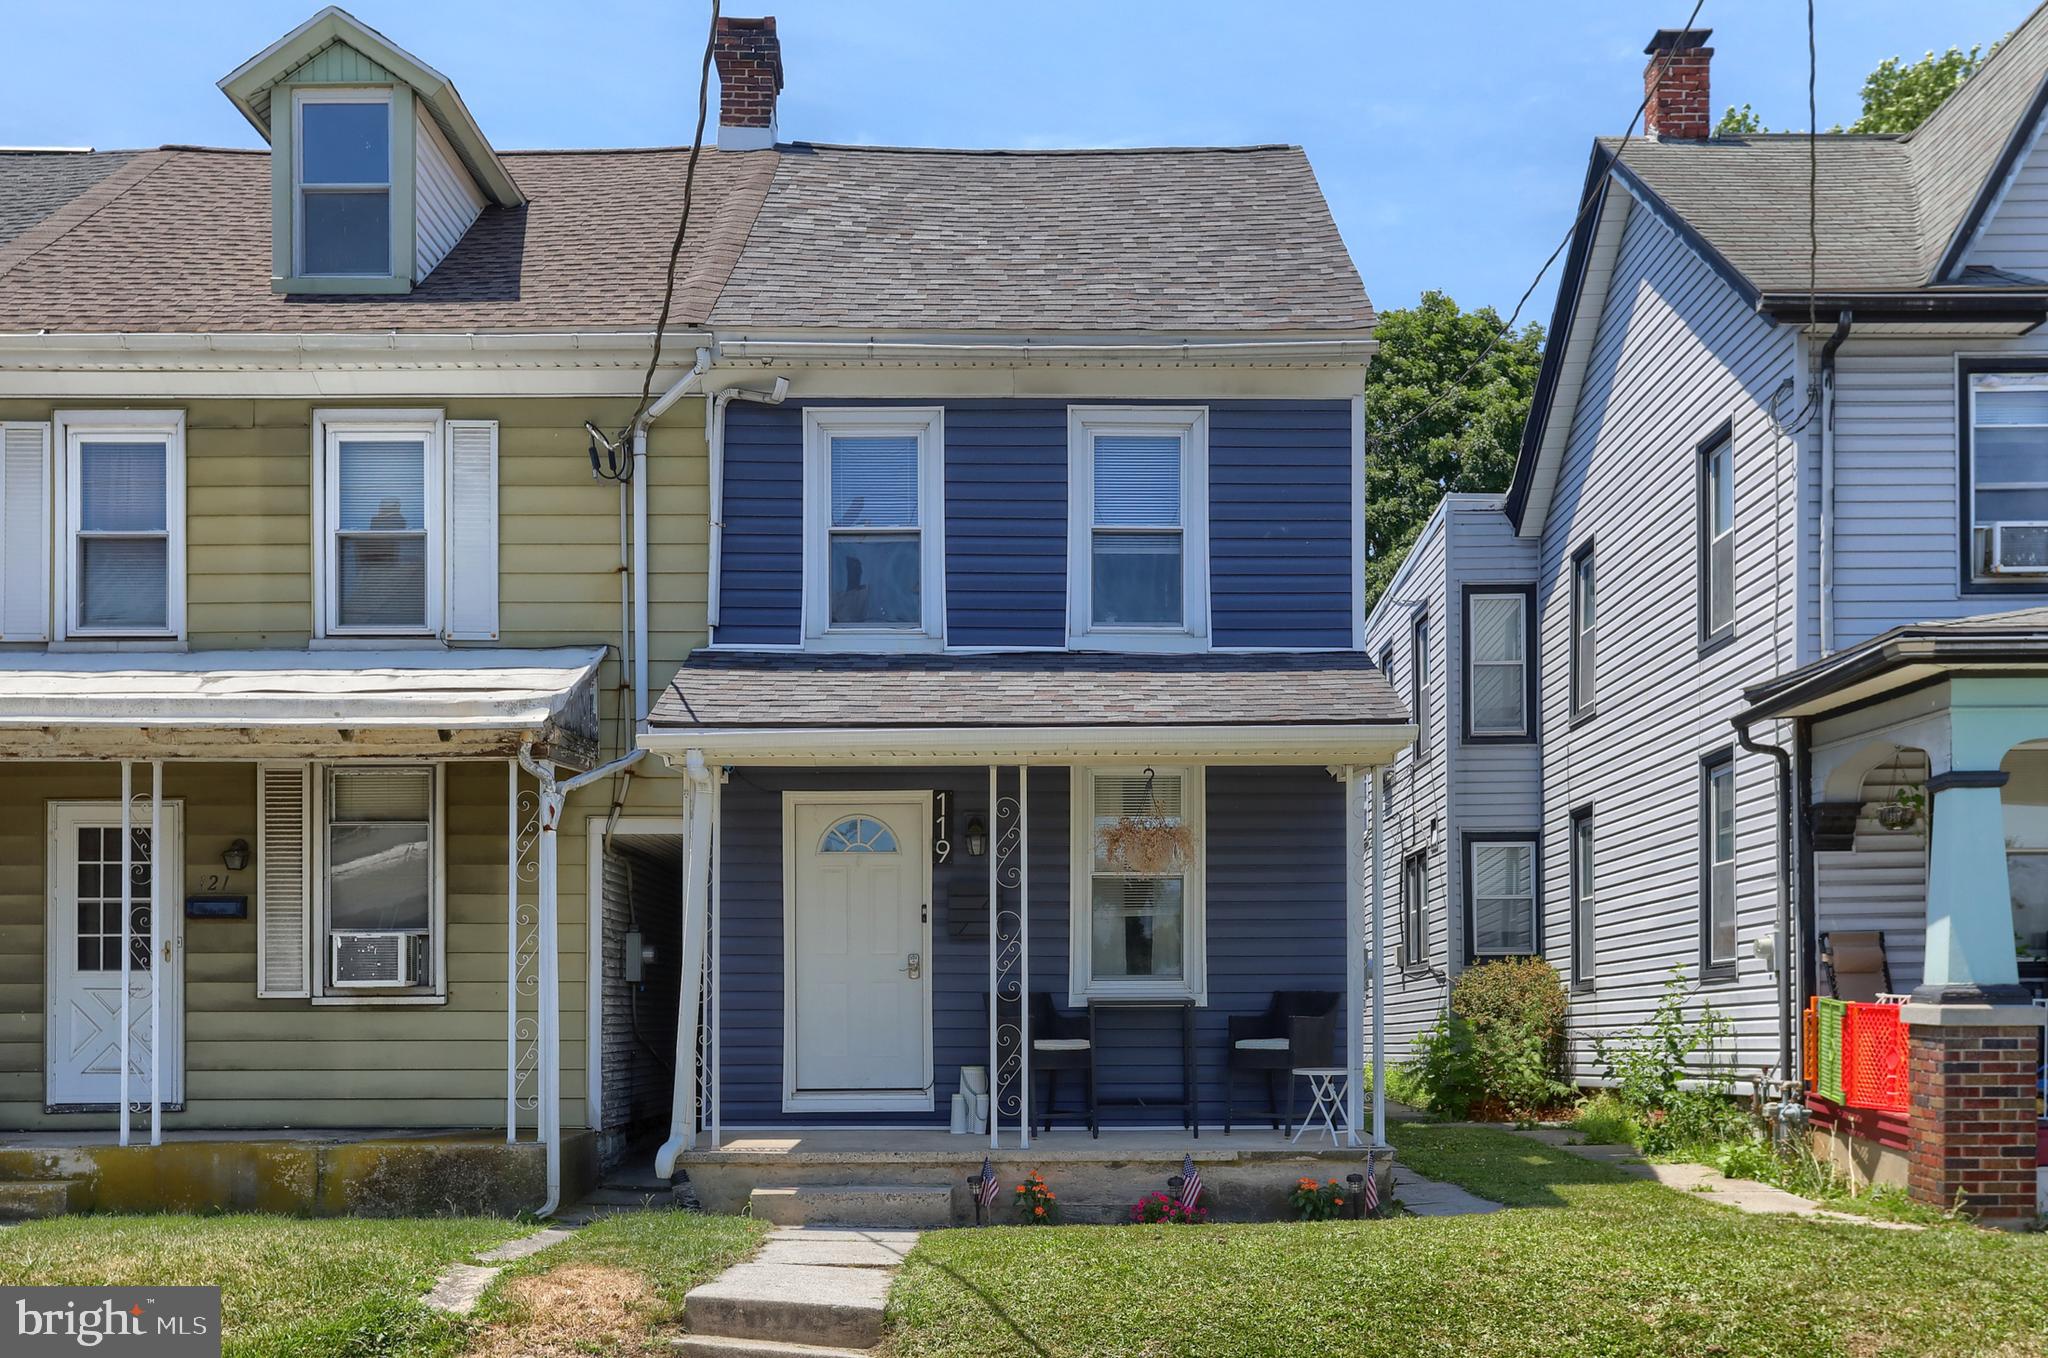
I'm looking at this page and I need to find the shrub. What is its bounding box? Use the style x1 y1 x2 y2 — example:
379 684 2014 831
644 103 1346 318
1128 1190 1208 1224
1591 969 1747 1156
1571 1091 1638 1146
1408 1011 1485 1118
1449 958 1574 1116
1013 1171 1060 1224
1288 1176 1351 1221
1364 1059 1434 1112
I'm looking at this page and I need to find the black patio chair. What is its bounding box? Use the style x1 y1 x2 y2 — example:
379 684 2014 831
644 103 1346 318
986 992 1097 1137
1223 989 1340 1136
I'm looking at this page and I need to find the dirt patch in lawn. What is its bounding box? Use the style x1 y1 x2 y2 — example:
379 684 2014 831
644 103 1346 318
467 1264 664 1358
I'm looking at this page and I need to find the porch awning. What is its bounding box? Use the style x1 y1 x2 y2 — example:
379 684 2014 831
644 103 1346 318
1741 606 2048 721
642 650 1415 764
0 647 606 766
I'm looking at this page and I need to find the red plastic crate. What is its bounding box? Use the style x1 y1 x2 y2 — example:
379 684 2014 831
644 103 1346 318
1840 1001 1909 1114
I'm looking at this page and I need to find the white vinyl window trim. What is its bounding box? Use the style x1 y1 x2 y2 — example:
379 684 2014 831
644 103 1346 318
310 761 447 1003
1068 764 1207 1005
800 407 946 650
1066 406 1210 651
292 87 395 279
312 409 444 639
1467 592 1528 737
53 410 185 642
1399 850 1428 967
1469 838 1538 958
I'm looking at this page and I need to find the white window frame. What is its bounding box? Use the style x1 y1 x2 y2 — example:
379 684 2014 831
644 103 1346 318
800 406 946 650
1068 764 1207 1005
1703 754 1738 973
1968 371 2048 582
1466 590 1530 738
53 409 186 643
1570 807 1595 987
1468 836 1538 960
312 408 445 640
292 87 396 279
1399 849 1428 968
311 761 447 1004
1066 406 1210 651
1700 432 1735 641
1570 546 1596 715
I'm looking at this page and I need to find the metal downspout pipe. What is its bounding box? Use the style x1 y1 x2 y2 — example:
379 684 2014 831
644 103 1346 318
1734 710 1803 1142
656 749 716 1180
1817 311 1852 656
630 347 714 726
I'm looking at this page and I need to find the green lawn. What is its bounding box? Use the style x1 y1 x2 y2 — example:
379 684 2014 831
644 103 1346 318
883 1124 2048 1358
0 1214 527 1358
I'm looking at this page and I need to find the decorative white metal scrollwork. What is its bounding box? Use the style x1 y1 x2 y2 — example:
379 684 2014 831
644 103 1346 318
992 783 1026 1121
511 784 544 1118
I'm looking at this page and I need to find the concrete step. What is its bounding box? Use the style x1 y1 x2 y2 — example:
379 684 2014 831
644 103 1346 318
756 1228 917 1269
676 1335 877 1358
684 1261 889 1349
748 1184 952 1229
0 1180 85 1220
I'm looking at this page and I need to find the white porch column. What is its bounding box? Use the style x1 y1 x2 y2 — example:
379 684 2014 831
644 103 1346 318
987 765 999 1151
506 758 520 1143
656 750 715 1179
118 760 132 1148
148 760 163 1147
1018 765 1031 1149
1919 770 2026 999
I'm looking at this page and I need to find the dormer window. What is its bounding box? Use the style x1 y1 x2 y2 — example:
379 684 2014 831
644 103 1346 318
295 91 393 277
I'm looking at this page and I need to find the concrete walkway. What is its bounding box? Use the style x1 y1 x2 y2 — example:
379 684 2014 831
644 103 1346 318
1512 1128 1924 1231
1390 1164 1502 1217
681 1226 916 1357
422 1219 585 1315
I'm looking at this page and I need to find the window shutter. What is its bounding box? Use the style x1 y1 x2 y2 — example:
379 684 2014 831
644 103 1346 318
443 419 499 640
257 763 312 999
0 423 50 641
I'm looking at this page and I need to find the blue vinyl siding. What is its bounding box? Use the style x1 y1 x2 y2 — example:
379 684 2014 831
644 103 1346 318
713 399 1356 651
1209 401 1355 647
714 765 1344 1126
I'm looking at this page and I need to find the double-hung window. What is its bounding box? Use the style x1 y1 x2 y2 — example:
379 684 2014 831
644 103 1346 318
1702 752 1737 974
1570 807 1595 988
1399 850 1428 968
295 90 393 278
1067 407 1208 647
1570 544 1596 716
1699 429 1734 643
1410 612 1430 758
1966 371 2048 583
324 766 437 992
803 408 944 646
55 411 185 640
1465 589 1531 739
1467 836 1538 960
1070 766 1205 1003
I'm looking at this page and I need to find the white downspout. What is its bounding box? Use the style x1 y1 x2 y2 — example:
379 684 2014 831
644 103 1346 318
630 346 713 725
707 378 791 638
656 749 716 1179
519 742 647 1217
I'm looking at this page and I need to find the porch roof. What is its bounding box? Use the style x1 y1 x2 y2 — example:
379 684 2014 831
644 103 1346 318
0 646 605 765
642 650 1414 764
1740 607 2048 721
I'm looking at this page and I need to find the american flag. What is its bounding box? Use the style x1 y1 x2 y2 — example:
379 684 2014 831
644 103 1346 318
976 1157 1000 1213
1361 1162 1380 1216
1177 1153 1202 1213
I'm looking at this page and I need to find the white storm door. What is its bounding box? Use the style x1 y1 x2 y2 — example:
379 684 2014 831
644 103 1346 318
46 802 185 1109
784 795 932 1111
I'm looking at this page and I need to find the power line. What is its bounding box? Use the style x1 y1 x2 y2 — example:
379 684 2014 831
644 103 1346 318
1363 0 1709 461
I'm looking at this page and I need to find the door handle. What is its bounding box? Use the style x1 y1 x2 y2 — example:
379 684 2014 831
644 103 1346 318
903 952 922 980
162 941 172 964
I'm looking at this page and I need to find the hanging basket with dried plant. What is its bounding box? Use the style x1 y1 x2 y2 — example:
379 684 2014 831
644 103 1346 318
1098 803 1194 874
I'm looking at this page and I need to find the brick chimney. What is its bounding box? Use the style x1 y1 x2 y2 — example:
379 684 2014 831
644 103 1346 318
714 15 783 151
1643 28 1713 140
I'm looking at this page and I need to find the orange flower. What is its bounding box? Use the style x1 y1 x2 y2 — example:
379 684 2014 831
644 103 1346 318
1034 1205 1045 1216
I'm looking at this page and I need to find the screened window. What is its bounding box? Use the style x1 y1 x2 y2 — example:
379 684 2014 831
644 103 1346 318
57 412 183 639
296 93 392 277
804 409 942 644
1399 850 1428 968
1068 408 1208 645
1703 754 1737 970
1466 591 1529 738
1968 373 2048 581
1410 613 1430 757
324 766 436 992
1700 432 1734 641
1570 808 1595 987
1469 838 1537 958
326 424 434 633
1570 546 1596 715
1072 766 1205 1001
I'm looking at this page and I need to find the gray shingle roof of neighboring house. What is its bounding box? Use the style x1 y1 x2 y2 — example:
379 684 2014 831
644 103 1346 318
710 143 1373 333
1600 0 2048 295
0 140 1371 336
650 651 1407 731
0 151 140 248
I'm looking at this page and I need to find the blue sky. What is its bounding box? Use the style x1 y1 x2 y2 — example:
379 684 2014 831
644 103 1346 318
2 1 2033 324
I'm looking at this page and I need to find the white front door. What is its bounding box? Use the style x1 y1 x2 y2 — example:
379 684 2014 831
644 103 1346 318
784 795 932 1111
46 802 185 1109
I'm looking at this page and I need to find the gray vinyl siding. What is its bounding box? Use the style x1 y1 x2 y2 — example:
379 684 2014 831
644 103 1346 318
1535 197 1798 1078
1963 110 2048 278
1361 496 1539 1067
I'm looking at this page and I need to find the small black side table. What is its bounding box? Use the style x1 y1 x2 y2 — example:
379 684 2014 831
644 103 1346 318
1087 998 1199 1137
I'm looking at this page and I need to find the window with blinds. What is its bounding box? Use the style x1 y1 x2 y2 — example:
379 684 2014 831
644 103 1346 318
1469 838 1537 958
1466 591 1529 738
56 412 183 639
1067 408 1208 645
827 434 922 628
1968 373 2048 581
1072 766 1205 1002
336 438 427 628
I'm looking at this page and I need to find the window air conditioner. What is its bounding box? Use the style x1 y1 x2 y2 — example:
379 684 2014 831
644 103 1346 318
331 930 425 988
1991 522 2048 574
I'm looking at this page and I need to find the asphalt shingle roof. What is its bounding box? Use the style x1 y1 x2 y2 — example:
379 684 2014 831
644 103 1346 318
650 651 1407 731
0 151 139 248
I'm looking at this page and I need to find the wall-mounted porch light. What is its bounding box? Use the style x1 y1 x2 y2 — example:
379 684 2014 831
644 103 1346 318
965 815 987 857
221 838 251 873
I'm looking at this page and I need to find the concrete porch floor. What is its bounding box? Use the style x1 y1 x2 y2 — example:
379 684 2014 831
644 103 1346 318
689 1124 1374 1161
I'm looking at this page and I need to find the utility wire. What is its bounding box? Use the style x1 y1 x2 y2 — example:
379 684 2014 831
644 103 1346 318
1363 0 1709 461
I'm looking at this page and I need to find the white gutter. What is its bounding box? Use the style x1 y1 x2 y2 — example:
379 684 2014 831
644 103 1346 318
706 378 791 633
518 743 646 1217
716 337 1377 365
637 722 1417 765
656 750 717 1178
629 348 713 724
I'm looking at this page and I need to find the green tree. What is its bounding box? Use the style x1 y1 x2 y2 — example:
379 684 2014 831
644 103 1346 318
1848 45 1990 132
1364 293 1543 607
1714 102 1765 136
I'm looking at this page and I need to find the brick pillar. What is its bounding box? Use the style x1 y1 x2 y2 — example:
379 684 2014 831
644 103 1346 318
1906 1021 2040 1222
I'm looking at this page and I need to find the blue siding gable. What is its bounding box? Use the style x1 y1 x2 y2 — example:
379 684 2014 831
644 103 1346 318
712 397 1356 650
